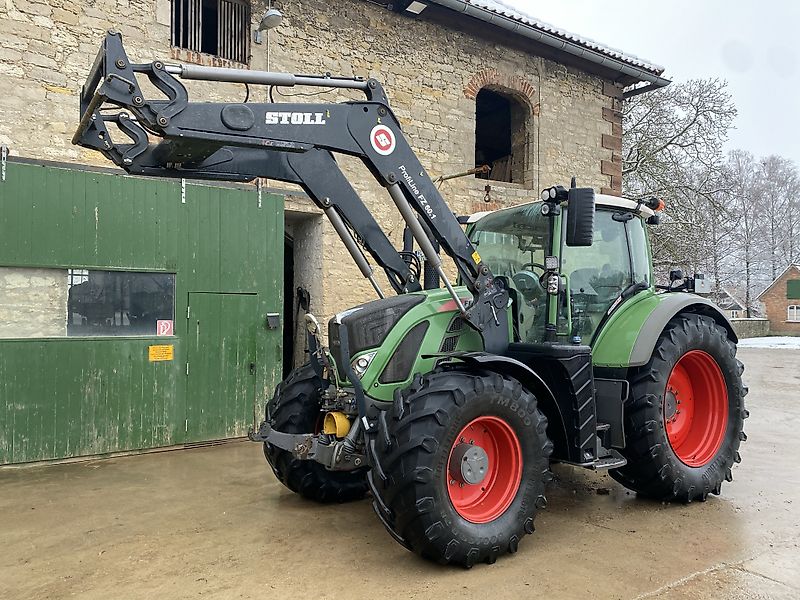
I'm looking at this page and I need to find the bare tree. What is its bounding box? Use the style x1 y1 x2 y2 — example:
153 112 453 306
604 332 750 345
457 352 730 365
725 150 768 316
623 78 736 201
755 156 798 279
622 79 737 284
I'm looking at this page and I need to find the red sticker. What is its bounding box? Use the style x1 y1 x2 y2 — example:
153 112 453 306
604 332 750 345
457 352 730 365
156 319 174 336
370 124 396 155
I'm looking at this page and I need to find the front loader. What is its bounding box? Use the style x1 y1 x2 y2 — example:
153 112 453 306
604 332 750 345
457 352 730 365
74 33 748 567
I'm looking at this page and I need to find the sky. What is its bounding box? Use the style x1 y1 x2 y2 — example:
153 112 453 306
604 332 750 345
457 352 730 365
503 0 800 165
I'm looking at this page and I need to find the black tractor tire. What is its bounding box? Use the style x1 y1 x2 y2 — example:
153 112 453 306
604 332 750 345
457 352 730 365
370 369 553 567
610 313 748 502
263 364 368 503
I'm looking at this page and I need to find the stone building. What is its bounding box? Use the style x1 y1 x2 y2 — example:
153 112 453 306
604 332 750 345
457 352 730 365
757 264 800 335
0 0 668 335
0 0 668 463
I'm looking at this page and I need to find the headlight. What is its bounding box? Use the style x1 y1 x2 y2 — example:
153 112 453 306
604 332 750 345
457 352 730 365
351 351 377 379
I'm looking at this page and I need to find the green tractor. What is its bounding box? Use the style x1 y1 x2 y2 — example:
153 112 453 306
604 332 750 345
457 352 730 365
262 191 747 566
74 33 747 568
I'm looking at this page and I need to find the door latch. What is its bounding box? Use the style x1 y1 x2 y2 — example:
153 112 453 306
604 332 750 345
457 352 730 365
249 362 256 375
266 313 280 330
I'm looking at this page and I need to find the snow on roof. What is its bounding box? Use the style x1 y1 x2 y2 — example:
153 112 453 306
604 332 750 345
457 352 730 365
465 0 665 75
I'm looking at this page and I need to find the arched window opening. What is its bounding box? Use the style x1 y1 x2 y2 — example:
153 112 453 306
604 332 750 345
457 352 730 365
475 87 527 184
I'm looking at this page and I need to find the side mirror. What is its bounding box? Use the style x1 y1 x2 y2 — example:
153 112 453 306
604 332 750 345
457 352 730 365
565 187 595 246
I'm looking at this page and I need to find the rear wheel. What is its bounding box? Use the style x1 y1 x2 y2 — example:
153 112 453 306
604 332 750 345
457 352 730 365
610 314 748 501
263 364 368 503
370 370 552 567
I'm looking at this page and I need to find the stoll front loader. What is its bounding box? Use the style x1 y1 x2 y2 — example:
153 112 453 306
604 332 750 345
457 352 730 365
74 33 747 567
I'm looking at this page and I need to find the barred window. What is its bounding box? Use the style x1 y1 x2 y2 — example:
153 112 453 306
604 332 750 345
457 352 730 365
171 0 250 64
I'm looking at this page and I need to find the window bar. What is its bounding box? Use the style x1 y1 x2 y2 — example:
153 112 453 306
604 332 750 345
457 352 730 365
195 0 201 53
198 0 203 55
220 0 226 59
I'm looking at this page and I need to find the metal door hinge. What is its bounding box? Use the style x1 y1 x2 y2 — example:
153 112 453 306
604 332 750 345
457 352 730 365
181 178 186 203
257 177 263 209
185 418 188 432
1 146 8 182
186 305 190 319
186 362 190 375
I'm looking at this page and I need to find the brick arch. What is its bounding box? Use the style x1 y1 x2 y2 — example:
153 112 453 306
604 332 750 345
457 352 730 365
463 69 536 107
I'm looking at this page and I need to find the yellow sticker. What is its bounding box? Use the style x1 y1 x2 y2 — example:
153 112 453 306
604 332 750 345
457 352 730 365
471 250 482 265
148 344 174 362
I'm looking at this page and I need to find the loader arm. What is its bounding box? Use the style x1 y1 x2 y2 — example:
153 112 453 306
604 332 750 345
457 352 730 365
73 32 509 353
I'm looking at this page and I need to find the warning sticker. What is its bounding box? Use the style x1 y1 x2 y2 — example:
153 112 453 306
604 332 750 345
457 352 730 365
156 319 174 336
148 344 174 362
370 124 396 156
471 250 482 265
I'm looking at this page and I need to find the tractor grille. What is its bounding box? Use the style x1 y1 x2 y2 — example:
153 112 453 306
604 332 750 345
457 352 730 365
439 314 465 353
440 335 459 353
447 315 465 333
327 294 424 379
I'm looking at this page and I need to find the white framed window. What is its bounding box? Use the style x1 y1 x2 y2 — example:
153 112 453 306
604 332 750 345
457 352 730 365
788 305 800 322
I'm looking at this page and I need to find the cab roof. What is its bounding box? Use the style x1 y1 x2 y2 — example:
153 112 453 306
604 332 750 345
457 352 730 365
467 193 655 223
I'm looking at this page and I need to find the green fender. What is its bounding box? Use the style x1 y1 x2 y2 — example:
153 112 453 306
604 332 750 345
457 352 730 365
592 290 737 368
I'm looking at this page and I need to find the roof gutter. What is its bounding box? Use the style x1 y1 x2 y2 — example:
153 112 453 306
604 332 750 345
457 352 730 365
426 0 671 92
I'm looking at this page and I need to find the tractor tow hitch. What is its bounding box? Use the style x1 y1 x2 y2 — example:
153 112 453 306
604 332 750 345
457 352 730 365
249 422 365 471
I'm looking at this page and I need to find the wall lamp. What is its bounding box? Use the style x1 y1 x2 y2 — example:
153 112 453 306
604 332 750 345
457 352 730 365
254 8 283 44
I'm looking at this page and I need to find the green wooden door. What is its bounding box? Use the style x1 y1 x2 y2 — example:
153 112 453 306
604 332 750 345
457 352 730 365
186 292 259 442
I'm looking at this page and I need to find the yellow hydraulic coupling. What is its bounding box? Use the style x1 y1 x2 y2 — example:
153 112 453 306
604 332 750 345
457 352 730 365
322 411 351 438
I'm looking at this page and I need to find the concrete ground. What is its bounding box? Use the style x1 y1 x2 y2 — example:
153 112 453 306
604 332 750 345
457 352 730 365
1 347 798 600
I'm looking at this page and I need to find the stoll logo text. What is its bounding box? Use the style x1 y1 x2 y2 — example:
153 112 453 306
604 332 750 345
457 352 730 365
265 112 327 125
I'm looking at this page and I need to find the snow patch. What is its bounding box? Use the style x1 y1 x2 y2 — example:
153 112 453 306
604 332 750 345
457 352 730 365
738 336 800 350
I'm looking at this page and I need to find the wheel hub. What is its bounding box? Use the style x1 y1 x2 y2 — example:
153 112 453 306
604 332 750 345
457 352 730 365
446 416 523 524
449 442 489 485
664 388 678 421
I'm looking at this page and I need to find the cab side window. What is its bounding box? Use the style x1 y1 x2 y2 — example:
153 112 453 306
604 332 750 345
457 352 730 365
628 217 651 286
562 210 632 340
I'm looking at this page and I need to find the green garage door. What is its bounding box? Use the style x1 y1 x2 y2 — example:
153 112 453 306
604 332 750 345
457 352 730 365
0 159 284 464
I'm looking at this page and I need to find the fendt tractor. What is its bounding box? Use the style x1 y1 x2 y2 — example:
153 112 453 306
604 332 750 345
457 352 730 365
74 33 747 567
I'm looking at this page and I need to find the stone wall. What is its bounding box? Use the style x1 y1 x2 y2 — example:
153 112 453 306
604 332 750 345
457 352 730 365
0 267 67 338
729 318 770 339
0 0 619 329
760 265 800 336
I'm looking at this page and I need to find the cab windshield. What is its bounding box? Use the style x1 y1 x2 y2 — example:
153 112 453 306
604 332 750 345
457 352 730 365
468 203 550 343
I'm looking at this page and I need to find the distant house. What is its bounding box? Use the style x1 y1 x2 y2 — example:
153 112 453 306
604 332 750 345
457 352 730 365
756 264 800 335
713 289 746 320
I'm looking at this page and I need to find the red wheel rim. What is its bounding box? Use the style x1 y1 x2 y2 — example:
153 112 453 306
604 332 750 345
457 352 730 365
446 416 522 523
664 350 729 467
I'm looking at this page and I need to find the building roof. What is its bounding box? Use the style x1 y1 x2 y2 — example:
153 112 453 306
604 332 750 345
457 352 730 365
714 288 745 312
422 0 669 91
756 264 800 300
466 0 665 75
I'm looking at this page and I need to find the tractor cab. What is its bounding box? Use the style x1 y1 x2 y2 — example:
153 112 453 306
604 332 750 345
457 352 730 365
467 194 657 347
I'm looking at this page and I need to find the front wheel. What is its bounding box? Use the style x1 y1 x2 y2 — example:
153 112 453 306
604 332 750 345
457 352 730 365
610 314 748 501
370 370 552 567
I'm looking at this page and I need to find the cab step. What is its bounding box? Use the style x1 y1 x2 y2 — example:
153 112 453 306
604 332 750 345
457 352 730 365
592 448 627 470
